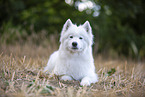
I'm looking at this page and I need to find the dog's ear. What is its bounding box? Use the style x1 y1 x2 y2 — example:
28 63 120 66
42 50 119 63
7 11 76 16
62 19 73 32
83 21 93 45
82 21 92 34
60 19 73 42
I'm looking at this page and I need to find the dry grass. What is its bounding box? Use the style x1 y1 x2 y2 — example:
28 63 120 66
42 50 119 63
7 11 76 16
0 42 145 97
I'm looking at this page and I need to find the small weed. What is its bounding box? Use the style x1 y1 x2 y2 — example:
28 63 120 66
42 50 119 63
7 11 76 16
107 68 116 76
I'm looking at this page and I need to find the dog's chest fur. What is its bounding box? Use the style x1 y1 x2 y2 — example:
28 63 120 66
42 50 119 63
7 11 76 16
53 51 94 80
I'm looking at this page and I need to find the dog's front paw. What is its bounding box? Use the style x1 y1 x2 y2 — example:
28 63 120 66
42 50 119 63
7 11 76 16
60 75 73 81
80 77 91 86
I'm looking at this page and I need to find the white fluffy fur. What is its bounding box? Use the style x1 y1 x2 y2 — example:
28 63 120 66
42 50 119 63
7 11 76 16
44 19 98 86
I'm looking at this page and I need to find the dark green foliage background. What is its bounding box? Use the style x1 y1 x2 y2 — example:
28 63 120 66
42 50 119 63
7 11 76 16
0 0 145 58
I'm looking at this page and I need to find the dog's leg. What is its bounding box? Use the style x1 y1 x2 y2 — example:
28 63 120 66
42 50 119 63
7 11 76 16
80 76 91 86
60 75 73 81
80 74 98 86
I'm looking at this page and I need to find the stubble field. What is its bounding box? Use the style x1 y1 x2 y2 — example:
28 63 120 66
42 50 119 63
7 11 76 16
0 42 145 97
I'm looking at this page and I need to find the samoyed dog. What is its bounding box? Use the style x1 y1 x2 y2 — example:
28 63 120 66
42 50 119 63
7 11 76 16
44 19 98 86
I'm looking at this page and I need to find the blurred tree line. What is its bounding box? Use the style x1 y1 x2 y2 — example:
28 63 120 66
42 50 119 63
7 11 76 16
0 0 145 59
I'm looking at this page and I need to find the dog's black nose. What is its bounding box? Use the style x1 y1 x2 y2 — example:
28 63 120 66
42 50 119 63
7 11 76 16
72 42 77 47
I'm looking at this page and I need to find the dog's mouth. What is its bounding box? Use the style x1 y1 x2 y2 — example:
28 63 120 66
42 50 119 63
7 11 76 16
67 45 83 53
71 47 83 52
67 46 80 52
71 47 78 50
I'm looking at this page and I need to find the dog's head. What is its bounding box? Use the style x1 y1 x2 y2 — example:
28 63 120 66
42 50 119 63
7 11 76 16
60 19 93 53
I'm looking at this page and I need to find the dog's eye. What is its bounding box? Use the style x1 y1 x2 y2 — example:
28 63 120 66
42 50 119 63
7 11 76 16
70 35 73 38
79 37 83 40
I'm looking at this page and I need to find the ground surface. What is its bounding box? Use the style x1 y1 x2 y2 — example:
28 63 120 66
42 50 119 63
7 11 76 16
0 43 145 97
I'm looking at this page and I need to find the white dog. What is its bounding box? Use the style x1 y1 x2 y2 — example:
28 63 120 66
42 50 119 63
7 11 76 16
44 19 98 86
